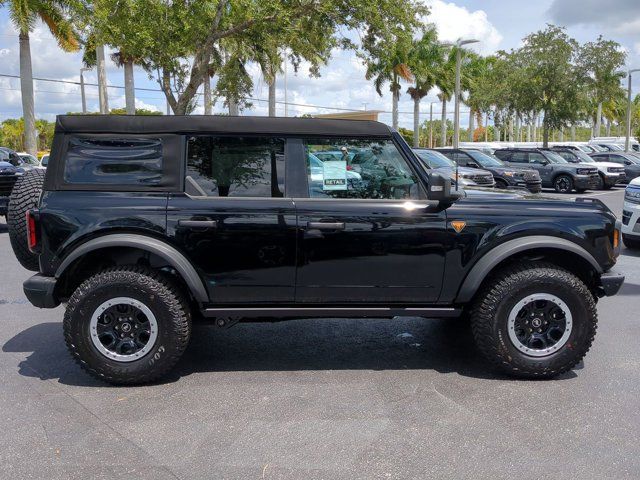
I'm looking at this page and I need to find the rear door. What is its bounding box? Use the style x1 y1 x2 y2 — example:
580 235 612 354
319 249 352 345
167 135 297 304
293 136 447 304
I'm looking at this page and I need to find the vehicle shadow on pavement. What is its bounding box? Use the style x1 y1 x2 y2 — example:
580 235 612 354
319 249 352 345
3 317 578 387
0 222 7 234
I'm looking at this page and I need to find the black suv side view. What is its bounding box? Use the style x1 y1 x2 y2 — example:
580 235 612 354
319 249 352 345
494 148 600 193
9 116 624 384
439 148 542 193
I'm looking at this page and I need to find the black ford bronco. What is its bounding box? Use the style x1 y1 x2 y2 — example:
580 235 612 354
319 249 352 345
9 115 624 384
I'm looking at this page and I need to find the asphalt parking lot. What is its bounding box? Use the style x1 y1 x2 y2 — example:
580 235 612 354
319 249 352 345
1 186 639 480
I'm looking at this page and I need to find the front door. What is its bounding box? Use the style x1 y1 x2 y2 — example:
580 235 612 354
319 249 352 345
167 135 297 304
528 151 554 184
294 136 447 304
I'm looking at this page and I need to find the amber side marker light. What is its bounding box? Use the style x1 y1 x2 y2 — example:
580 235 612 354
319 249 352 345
451 220 466 233
613 229 619 250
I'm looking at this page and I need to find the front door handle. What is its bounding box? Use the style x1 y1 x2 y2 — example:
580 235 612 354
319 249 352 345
306 221 345 231
178 220 218 229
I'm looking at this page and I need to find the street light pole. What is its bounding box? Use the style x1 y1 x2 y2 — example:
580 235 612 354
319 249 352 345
80 67 91 114
451 38 479 149
625 69 640 152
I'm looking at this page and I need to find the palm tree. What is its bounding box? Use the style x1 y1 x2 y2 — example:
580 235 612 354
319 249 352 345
434 50 456 146
4 0 79 155
406 27 441 147
365 36 414 130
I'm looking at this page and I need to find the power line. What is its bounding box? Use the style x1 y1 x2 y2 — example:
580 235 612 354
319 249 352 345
0 72 471 116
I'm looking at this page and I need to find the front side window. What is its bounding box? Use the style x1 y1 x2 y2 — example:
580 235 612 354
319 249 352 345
64 137 163 185
509 152 527 163
305 138 422 199
186 136 284 197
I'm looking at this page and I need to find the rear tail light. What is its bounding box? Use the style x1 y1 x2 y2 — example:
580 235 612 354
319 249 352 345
26 210 38 252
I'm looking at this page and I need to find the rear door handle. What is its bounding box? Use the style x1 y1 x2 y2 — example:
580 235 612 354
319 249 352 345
177 220 218 229
306 222 345 231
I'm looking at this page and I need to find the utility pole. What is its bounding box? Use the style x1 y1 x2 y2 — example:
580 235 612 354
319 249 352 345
626 69 640 152
448 38 479 148
80 67 91 114
284 49 289 117
429 102 435 148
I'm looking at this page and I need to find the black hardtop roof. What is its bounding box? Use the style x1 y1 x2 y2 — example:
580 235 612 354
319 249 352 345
55 115 393 137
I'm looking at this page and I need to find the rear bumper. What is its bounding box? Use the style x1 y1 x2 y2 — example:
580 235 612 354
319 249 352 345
598 271 625 297
23 274 60 308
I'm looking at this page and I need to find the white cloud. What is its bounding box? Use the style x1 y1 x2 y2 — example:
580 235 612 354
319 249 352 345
426 0 503 55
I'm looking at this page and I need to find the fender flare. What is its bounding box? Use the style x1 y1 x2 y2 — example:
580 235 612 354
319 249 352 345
455 235 602 303
55 233 209 303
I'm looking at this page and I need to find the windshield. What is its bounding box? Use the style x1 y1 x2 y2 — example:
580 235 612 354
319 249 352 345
622 153 640 164
465 149 505 167
413 149 455 169
544 151 568 164
573 151 595 163
0 150 8 162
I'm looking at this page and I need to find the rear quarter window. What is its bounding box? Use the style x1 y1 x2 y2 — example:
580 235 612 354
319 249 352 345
63 137 163 186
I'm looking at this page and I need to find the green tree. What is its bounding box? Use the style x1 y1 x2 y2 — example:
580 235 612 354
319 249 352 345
2 0 79 155
91 0 426 115
512 25 583 147
406 26 442 147
578 35 626 137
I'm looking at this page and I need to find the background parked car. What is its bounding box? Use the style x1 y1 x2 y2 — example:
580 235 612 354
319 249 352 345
590 152 640 183
16 152 40 167
494 148 599 193
412 148 495 188
550 147 625 189
39 154 49 168
622 177 640 249
438 148 541 192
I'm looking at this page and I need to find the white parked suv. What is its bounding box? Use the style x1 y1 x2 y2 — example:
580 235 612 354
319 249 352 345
622 177 640 249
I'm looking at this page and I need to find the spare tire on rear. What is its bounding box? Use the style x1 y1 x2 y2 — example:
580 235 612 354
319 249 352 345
8 169 45 271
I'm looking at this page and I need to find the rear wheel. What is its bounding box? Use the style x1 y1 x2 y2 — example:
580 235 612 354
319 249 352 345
553 175 574 194
64 266 191 385
7 169 45 271
623 234 640 250
494 179 509 189
470 263 597 378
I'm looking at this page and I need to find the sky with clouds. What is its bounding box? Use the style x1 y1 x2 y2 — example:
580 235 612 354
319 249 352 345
0 0 639 129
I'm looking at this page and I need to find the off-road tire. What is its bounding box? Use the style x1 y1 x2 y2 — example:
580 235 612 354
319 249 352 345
470 262 597 379
494 179 509 190
553 174 574 194
623 234 640 250
7 169 45 271
64 266 191 385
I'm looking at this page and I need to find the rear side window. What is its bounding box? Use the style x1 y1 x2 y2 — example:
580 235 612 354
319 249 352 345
64 137 163 186
186 136 285 197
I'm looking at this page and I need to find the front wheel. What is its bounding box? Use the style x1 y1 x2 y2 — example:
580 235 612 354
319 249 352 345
64 267 192 385
553 175 574 194
470 263 597 378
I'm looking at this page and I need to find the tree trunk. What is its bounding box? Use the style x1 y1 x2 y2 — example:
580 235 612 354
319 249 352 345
508 116 514 142
526 122 531 142
532 113 538 144
228 97 239 116
19 32 37 156
606 118 611 136
571 124 576 141
392 88 399 130
413 97 420 148
542 120 550 148
268 76 276 117
96 44 109 114
515 114 521 142
484 112 488 142
468 108 474 142
559 128 564 142
595 102 602 138
203 74 212 115
440 98 447 147
124 60 135 115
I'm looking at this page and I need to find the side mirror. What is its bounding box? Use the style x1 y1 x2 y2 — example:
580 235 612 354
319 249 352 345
625 160 632 166
468 162 479 168
540 159 549 166
428 172 462 205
